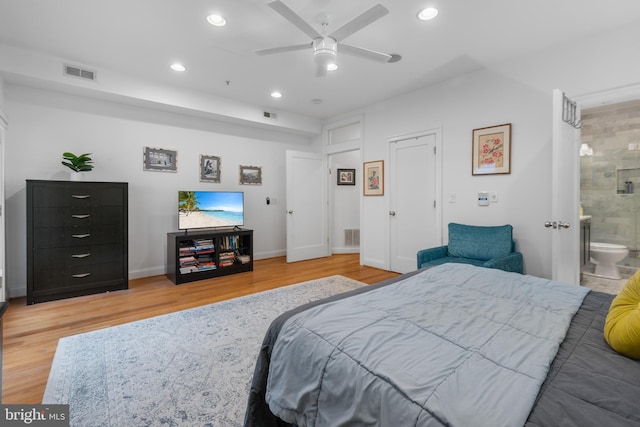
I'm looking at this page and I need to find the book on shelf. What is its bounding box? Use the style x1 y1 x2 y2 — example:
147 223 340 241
179 256 197 265
222 235 241 250
236 255 251 264
194 238 215 251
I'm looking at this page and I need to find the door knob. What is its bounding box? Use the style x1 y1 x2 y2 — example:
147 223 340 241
389 211 396 216
544 221 556 228
288 210 294 214
558 222 570 229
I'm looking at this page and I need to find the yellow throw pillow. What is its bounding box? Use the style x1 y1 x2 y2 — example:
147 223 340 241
604 269 640 359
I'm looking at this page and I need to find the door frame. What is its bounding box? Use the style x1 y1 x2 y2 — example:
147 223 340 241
323 115 364 263
386 127 443 271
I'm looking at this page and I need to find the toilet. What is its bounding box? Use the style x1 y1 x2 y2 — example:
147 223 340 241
589 242 629 279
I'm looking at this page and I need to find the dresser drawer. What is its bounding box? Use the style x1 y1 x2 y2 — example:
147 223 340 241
32 206 124 227
33 261 126 291
30 183 126 208
32 223 124 248
33 244 124 269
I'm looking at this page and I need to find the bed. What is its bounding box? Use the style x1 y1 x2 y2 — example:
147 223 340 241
244 264 640 427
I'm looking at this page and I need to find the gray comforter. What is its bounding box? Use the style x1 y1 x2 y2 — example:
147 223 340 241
265 264 589 427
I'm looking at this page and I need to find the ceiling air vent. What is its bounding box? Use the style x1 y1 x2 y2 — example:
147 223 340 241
63 64 97 81
263 111 277 119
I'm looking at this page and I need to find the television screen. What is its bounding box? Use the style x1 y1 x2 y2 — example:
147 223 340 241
178 191 244 230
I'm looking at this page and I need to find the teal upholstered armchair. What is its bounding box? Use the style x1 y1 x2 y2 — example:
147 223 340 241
417 223 523 274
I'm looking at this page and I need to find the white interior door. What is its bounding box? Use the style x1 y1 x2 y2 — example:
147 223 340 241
285 150 329 262
389 133 439 273
550 89 581 284
0 111 6 301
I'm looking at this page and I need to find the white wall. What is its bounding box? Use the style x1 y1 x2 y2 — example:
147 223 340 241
4 85 315 298
357 20 640 278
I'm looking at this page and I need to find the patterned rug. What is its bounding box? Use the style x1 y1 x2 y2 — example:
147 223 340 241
43 275 365 426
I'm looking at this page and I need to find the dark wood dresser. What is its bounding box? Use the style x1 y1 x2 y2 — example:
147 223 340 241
26 180 128 304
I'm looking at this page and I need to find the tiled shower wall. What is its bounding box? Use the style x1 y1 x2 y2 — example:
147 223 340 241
581 100 640 254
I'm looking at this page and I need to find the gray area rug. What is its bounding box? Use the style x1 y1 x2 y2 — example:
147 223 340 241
43 275 365 426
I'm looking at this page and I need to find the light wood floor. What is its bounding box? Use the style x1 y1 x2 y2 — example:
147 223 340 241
1 254 398 404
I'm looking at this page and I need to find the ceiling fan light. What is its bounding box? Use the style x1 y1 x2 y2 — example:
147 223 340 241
170 63 186 72
207 14 227 27
327 63 338 71
417 7 438 21
313 37 337 68
271 91 282 99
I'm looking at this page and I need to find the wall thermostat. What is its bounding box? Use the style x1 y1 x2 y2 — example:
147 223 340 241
478 191 489 206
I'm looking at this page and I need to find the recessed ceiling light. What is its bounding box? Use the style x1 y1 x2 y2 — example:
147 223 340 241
327 63 338 71
207 14 227 27
271 91 282 99
170 63 186 72
417 7 438 21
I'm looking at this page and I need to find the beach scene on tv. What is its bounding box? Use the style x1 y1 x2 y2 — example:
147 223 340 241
179 191 244 229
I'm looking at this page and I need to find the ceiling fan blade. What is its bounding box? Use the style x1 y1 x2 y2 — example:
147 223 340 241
328 4 389 42
268 1 322 40
255 43 312 56
339 43 392 63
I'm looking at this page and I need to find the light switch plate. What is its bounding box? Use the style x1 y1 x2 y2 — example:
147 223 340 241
489 191 498 202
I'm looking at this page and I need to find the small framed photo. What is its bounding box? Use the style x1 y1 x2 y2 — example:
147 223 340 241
200 155 221 182
239 165 262 185
363 160 384 196
472 123 511 175
143 147 177 172
337 168 356 186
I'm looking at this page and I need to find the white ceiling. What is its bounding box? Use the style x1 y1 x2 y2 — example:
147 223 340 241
2 0 640 120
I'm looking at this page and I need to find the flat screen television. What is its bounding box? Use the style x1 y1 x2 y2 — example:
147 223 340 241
178 191 244 230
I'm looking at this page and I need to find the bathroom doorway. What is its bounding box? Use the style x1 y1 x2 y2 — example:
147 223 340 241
579 99 640 292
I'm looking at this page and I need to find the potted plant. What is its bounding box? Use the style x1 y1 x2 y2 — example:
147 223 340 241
62 152 94 180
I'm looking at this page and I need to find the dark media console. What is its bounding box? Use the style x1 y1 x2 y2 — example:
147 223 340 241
166 228 253 285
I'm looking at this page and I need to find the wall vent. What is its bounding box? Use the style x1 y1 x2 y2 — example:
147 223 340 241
63 64 97 81
344 229 360 247
263 111 277 119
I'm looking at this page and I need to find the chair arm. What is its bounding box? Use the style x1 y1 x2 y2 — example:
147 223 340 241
417 245 449 269
483 252 524 274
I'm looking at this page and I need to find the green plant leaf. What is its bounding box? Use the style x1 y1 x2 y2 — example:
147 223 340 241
62 152 93 172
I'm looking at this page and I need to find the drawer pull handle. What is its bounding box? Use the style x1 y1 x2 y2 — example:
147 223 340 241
72 214 90 219
72 234 91 239
72 273 91 278
71 195 91 199
72 253 91 258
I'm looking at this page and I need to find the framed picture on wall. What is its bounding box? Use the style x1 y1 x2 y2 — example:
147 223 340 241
200 155 221 182
143 147 177 172
239 165 262 185
472 123 511 175
337 168 356 185
363 160 384 196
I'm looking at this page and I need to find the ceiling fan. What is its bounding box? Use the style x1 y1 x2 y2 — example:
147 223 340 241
255 1 392 77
